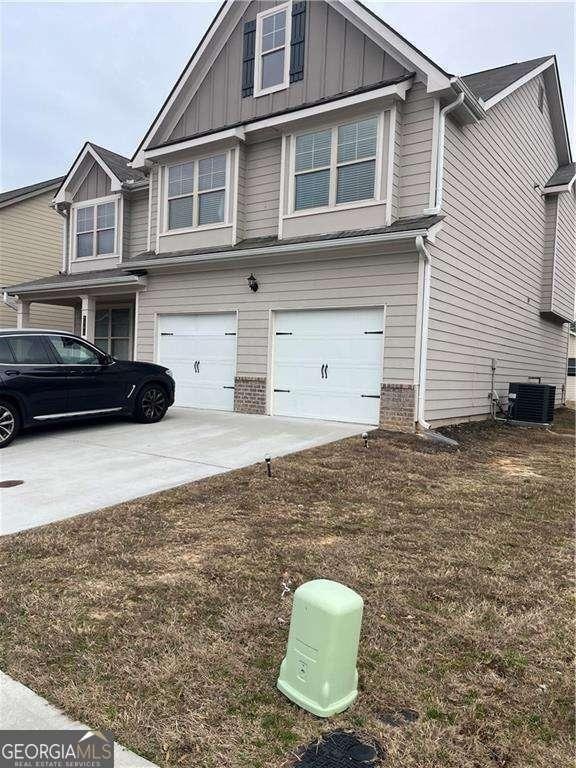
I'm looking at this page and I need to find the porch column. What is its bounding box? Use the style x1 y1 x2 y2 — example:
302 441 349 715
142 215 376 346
16 298 31 328
79 295 96 342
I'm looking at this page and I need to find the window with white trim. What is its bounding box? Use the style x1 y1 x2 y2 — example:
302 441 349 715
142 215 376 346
167 154 227 231
293 116 379 212
75 201 116 258
254 4 291 97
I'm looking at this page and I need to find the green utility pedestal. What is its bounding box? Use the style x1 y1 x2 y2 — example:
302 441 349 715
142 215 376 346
277 579 363 717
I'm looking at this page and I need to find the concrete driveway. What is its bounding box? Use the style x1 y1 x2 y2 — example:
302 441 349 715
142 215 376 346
0 408 368 535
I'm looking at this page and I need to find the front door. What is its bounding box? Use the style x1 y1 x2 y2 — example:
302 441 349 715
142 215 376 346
94 306 133 360
46 335 127 412
157 313 237 411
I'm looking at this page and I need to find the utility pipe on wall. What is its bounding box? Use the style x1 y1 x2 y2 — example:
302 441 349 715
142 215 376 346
425 92 465 215
415 235 432 430
61 208 69 273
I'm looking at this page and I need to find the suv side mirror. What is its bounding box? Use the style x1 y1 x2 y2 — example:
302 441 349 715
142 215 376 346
100 353 114 366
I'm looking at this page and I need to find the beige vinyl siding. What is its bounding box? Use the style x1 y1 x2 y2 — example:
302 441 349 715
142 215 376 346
541 196 557 307
0 190 74 330
551 190 576 321
149 166 159 250
426 75 570 424
73 162 111 202
136 244 420 388
160 0 408 145
236 144 247 240
244 138 282 239
397 83 435 218
126 190 149 259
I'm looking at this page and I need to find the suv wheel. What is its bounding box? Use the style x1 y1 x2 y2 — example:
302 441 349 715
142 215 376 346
0 400 20 448
134 384 168 424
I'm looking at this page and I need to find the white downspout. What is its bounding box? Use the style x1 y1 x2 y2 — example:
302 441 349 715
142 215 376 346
415 235 432 430
60 208 69 273
425 92 464 215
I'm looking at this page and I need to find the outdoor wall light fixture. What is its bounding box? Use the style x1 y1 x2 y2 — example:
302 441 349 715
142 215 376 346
247 273 259 292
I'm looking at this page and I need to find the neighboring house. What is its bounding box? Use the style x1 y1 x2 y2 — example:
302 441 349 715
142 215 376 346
4 0 575 429
566 328 576 407
0 177 74 331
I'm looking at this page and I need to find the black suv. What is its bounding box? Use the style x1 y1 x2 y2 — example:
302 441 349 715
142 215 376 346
0 330 175 448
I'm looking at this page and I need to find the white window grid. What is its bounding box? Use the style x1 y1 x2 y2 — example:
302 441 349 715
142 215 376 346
254 2 292 98
165 152 229 232
290 114 383 213
73 198 118 259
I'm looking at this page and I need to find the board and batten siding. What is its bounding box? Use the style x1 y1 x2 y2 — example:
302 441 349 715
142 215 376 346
135 245 420 389
426 75 572 424
0 190 74 330
73 162 111 202
158 0 409 145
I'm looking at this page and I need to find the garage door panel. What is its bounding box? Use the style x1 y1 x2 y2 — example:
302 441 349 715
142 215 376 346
273 308 384 425
157 313 236 411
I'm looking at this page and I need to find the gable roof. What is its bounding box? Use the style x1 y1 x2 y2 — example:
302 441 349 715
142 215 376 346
0 176 65 209
462 56 552 102
130 0 453 167
53 142 147 205
88 144 146 184
129 1 571 168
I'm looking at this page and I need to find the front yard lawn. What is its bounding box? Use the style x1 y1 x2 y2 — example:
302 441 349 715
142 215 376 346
0 411 574 768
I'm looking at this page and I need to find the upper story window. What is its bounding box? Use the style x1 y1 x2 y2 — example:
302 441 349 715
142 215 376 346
75 200 117 258
167 153 227 231
293 117 379 212
254 3 291 97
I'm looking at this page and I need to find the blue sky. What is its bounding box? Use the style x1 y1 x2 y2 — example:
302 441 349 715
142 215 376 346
1 1 574 191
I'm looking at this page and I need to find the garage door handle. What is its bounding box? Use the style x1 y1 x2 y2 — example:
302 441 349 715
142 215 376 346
321 364 328 379
361 394 381 399
274 388 290 393
223 386 235 390
194 360 200 373
160 332 174 336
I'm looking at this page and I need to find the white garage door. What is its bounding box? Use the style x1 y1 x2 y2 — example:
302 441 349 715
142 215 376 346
157 313 236 411
272 307 384 425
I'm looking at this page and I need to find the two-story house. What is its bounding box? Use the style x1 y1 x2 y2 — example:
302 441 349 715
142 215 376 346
4 0 575 430
0 177 74 331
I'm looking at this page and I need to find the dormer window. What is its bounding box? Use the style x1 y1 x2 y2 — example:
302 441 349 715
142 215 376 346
74 199 117 259
254 3 292 97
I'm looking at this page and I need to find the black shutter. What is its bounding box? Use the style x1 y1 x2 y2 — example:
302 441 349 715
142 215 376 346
289 1 307 84
242 19 256 98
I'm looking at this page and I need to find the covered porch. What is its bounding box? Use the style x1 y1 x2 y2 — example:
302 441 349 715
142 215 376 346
5 270 147 360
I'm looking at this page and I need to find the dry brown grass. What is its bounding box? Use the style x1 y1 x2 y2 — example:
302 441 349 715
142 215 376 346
1 410 574 768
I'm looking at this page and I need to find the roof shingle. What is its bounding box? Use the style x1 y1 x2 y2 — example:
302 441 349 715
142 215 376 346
461 56 553 102
545 162 576 188
0 176 65 207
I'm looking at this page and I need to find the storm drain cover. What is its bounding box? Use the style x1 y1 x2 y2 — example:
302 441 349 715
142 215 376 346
0 480 24 488
294 731 384 767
